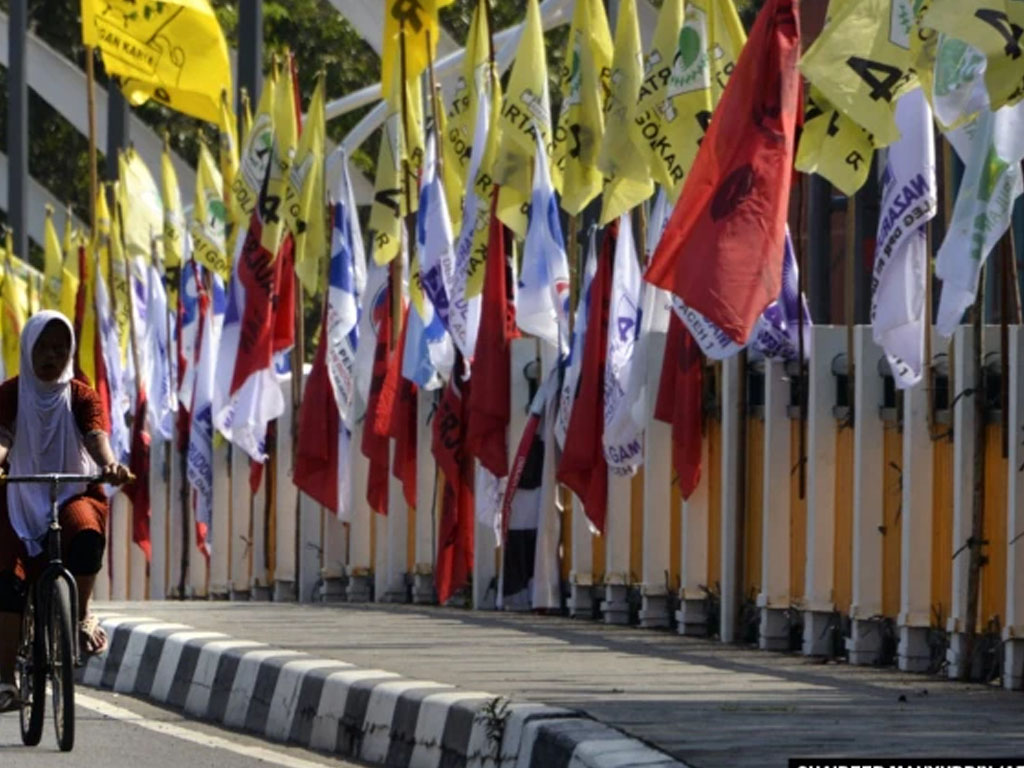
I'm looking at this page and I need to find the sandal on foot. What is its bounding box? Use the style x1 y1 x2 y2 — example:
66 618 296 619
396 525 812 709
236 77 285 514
0 683 21 713
79 614 108 656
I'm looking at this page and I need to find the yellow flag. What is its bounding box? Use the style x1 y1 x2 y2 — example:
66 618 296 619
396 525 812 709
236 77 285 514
261 57 299 256
370 108 406 265
191 140 230 281
80 0 231 127
219 92 241 229
161 141 185 267
381 0 454 105
106 188 131 366
924 0 1024 111
0 247 29 377
633 0 746 198
494 0 553 236
288 74 327 294
795 86 874 196
402 71 426 194
799 0 917 148
42 206 63 309
910 0 938 107
233 69 276 224
445 0 490 195
118 148 164 259
598 0 653 225
59 209 80 326
435 95 464 234
553 0 613 216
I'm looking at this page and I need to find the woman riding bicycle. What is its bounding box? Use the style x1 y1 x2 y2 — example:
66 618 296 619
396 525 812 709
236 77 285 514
0 311 130 712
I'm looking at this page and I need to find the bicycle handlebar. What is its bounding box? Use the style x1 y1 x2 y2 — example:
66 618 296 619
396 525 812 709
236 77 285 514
1 473 116 485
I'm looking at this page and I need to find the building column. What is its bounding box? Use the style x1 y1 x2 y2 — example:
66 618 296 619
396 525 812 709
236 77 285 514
346 422 373 602
273 377 298 602
678 437 710 636
229 445 252 600
640 332 671 628
803 326 845 655
719 354 743 642
759 359 792 649
1005 326 1024 688
848 327 885 664
413 389 437 604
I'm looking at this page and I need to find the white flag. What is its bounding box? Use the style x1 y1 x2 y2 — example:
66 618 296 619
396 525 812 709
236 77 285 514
419 133 457 336
326 157 366 428
354 255 389 417
518 129 571 355
95 269 131 464
603 213 643 474
187 275 225 546
554 226 599 449
872 89 938 387
935 104 1024 335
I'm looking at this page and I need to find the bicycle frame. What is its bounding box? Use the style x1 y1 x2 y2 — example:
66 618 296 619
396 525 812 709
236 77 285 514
5 473 104 665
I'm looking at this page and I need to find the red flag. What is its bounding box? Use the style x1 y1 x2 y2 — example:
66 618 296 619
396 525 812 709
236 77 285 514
433 372 474 605
500 410 542 545
273 234 296 356
374 303 417 510
293 307 341 513
466 195 515 478
655 313 704 500
228 217 281 396
644 0 801 345
361 276 393 516
556 225 615 534
125 389 152 561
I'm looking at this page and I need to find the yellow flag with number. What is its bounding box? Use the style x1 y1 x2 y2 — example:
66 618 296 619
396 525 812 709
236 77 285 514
553 0 613 216
191 141 230 281
381 0 454 106
80 0 231 128
370 108 407 266
598 0 652 224
799 0 917 147
232 69 275 223
42 206 63 309
288 74 326 294
795 86 874 195
924 0 1024 111
494 0 552 237
262 58 299 256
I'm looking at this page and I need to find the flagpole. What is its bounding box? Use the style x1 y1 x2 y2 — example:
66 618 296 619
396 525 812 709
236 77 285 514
843 192 856 427
796 174 808 499
85 47 99 236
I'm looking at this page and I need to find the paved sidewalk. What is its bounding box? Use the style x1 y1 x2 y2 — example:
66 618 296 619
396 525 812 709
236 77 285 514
97 601 1024 767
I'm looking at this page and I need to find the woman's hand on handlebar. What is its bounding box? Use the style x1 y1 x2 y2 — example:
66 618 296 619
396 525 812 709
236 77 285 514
100 462 133 486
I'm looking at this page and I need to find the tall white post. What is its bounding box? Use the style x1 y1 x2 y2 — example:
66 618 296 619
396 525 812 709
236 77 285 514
297 492 322 603
229 445 251 599
848 327 885 664
167 443 184 598
321 507 347 602
640 332 671 628
209 439 232 598
803 326 845 655
678 436 710 636
759 358 792 649
720 354 743 643
1005 326 1024 688
346 421 373 602
250 453 270 600
603 471 632 625
274 377 298 602
384 441 409 602
533 342 562 610
110 493 129 601
413 388 436 604
568 494 595 617
128 528 147 600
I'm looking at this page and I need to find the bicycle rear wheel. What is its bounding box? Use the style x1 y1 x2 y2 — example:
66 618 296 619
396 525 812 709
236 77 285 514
48 578 75 752
17 593 45 746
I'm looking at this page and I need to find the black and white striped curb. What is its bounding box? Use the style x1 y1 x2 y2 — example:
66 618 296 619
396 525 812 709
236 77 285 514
80 614 687 768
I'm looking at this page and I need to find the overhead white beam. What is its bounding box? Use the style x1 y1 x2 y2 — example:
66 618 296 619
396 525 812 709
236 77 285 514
0 151 89 250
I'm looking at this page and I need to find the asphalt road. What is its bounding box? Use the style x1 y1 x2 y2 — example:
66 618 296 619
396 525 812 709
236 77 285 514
0 686 367 767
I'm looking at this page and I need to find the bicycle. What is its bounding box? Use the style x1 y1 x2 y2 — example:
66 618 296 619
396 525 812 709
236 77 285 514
4 472 104 752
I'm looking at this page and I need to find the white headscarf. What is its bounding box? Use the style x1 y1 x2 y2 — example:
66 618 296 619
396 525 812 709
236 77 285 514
7 311 96 556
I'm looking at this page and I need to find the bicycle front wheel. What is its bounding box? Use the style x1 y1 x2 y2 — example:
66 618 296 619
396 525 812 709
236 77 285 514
48 578 75 752
17 594 45 746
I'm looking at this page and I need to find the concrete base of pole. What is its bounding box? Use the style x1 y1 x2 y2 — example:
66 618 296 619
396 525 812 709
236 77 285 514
802 610 836 656
846 618 884 665
412 571 435 605
273 580 297 603
676 598 708 637
320 577 347 604
946 631 971 679
639 591 670 629
345 571 372 603
759 608 791 651
569 581 595 618
252 585 273 601
898 625 932 673
603 584 630 625
1003 637 1024 689
229 590 251 602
